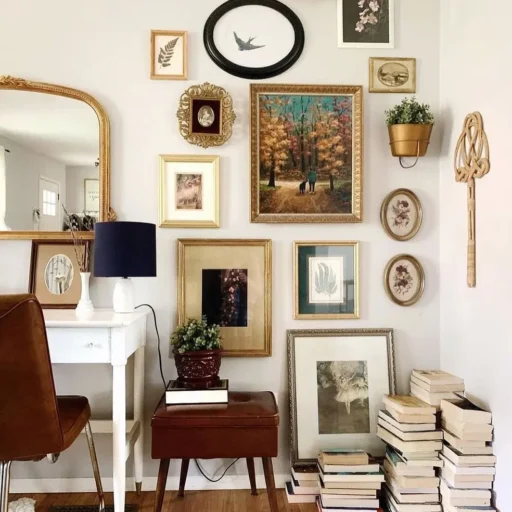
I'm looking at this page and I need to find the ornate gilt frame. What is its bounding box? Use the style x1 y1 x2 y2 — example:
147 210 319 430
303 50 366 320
287 328 396 465
250 83 363 223
0 76 114 240
384 254 425 307
293 241 360 320
380 188 423 241
177 82 236 149
177 238 272 357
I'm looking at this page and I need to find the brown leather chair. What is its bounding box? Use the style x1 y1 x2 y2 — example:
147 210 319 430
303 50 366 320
0 295 104 512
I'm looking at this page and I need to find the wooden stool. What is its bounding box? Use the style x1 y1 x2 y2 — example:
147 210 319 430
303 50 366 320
151 391 280 512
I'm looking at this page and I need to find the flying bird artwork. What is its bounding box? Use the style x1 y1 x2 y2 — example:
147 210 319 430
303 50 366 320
233 32 265 51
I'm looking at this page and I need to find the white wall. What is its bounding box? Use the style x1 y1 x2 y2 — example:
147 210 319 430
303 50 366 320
0 0 441 485
0 135 66 231
440 2 512 510
66 165 98 213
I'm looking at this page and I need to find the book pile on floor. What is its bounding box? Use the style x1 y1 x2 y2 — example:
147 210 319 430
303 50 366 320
377 394 443 512
410 370 465 409
440 396 496 512
316 450 384 512
285 464 320 504
165 379 229 405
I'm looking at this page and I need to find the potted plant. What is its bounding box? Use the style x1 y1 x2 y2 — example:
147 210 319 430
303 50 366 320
171 317 222 389
386 97 434 160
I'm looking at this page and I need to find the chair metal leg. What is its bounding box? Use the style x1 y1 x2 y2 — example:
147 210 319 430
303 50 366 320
0 461 12 512
85 422 105 512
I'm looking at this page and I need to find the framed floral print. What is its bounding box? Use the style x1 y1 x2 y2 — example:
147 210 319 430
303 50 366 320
150 30 188 80
177 239 272 357
251 84 363 223
159 155 219 228
384 254 425 307
337 0 395 49
369 57 416 93
288 328 395 465
294 242 359 319
380 188 423 241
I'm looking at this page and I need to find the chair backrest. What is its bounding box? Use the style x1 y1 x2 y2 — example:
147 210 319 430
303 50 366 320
0 294 63 460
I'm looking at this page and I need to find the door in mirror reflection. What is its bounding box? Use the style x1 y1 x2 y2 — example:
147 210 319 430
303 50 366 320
0 90 100 232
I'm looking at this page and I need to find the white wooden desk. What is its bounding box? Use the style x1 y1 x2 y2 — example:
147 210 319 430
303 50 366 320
44 309 149 512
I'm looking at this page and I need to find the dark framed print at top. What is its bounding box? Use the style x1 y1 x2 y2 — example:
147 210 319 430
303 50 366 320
294 241 359 320
204 0 305 79
288 329 395 465
177 239 272 357
251 84 363 223
337 0 395 49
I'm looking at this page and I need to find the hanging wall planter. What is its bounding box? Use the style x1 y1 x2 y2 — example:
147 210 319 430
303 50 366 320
386 97 434 168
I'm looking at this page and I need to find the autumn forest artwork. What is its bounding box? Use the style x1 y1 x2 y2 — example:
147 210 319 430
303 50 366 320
252 86 362 222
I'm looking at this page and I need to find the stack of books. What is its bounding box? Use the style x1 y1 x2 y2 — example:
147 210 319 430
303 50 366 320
440 396 496 512
377 395 443 512
165 379 229 405
410 370 465 409
286 464 320 504
316 450 384 512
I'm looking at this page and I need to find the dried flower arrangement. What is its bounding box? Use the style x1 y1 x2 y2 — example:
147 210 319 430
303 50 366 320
62 206 91 273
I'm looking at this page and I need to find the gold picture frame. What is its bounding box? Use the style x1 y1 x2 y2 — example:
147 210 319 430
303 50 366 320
0 76 114 240
294 241 360 320
177 239 272 357
150 30 188 80
380 188 423 241
177 82 236 149
369 57 416 93
250 83 363 223
159 155 220 228
384 254 425 307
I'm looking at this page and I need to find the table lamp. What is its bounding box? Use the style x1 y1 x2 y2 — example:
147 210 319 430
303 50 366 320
94 222 156 313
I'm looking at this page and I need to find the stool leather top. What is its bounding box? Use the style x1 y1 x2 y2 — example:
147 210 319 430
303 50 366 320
152 391 279 428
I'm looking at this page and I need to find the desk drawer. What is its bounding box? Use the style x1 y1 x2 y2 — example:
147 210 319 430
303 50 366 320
47 328 111 363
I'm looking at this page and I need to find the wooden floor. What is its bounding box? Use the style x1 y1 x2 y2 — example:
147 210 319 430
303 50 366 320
11 490 317 511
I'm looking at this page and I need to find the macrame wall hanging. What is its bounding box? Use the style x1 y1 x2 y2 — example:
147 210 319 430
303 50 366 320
454 112 491 288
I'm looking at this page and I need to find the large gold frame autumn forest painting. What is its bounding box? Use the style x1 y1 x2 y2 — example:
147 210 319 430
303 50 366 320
251 84 363 223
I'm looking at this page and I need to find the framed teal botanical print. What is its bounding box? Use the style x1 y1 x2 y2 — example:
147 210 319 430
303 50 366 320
294 241 359 319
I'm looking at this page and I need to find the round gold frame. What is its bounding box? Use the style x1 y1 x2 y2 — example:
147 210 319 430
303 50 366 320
0 76 114 240
380 188 423 241
177 82 236 149
384 254 425 307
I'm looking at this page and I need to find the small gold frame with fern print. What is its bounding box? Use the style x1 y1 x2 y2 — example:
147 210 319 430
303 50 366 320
294 241 360 320
151 30 187 80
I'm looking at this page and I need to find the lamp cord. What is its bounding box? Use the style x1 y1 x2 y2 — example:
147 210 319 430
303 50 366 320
134 304 238 482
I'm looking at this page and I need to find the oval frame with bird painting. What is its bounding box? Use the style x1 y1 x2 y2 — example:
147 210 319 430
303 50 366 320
204 0 305 80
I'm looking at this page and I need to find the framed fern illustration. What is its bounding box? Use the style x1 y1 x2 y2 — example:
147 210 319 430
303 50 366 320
294 241 359 319
151 30 187 80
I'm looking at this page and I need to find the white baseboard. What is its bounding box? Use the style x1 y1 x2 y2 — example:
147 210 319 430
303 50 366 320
10 475 288 494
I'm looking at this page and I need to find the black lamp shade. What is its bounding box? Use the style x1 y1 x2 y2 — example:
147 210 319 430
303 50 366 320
94 222 157 278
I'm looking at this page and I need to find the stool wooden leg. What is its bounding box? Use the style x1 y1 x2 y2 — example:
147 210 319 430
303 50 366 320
154 459 169 512
262 457 278 512
246 458 258 496
178 459 190 498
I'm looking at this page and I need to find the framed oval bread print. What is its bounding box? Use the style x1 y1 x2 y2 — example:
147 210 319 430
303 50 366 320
381 189 422 241
384 254 424 307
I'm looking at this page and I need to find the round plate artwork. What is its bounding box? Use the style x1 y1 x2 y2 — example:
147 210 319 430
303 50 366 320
203 0 305 80
384 254 425 307
380 188 423 241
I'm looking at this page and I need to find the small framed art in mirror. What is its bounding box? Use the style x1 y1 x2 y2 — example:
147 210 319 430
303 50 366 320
0 76 115 240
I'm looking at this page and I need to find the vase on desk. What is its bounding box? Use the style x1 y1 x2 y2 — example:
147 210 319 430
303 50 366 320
76 272 94 317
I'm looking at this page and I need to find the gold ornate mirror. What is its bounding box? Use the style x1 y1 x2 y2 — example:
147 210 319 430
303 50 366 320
0 76 115 240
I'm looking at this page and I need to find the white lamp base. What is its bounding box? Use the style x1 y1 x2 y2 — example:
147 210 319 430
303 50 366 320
113 278 135 313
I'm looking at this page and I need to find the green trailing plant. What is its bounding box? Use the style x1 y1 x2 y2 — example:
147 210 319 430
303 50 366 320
386 96 434 126
315 263 338 297
171 317 222 354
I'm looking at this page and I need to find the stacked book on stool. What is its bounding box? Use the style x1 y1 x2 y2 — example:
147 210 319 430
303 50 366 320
377 395 443 512
410 370 465 409
316 450 384 512
440 396 496 512
286 464 320 504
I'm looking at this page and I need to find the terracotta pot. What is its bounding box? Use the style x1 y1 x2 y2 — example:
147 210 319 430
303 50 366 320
388 123 433 157
174 348 222 389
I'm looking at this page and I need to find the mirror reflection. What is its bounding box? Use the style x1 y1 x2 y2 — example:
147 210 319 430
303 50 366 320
0 90 99 232
44 253 74 295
